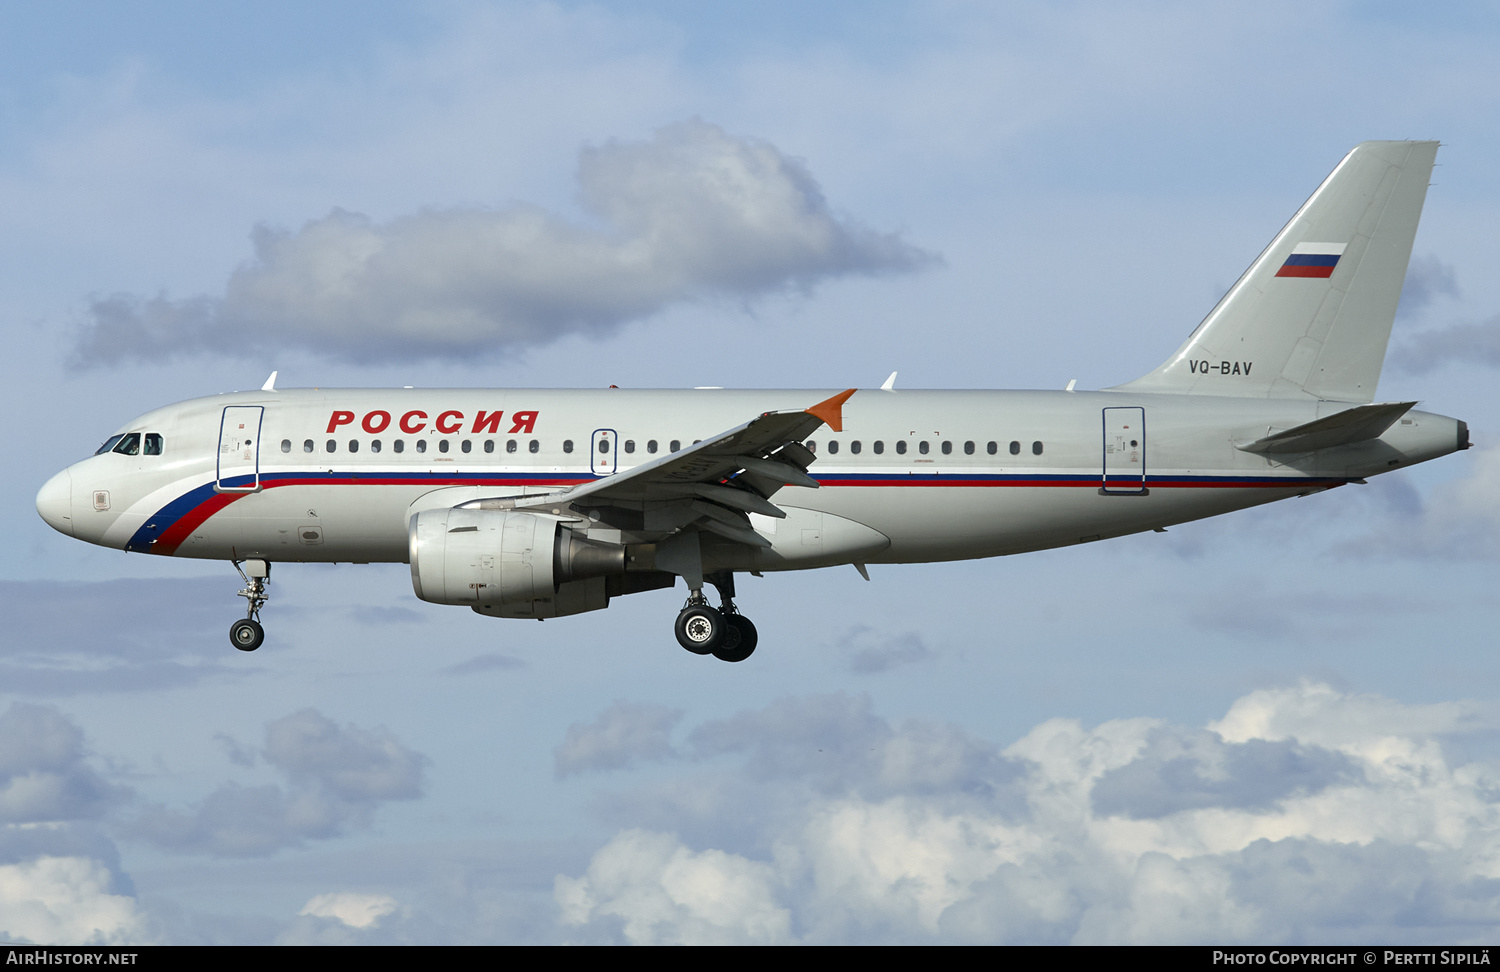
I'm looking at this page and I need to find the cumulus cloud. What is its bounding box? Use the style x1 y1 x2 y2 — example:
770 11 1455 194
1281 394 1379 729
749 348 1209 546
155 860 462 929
555 701 682 778
0 856 150 946
557 684 1500 944
130 709 424 856
0 705 147 945
556 829 791 945
299 891 400 929
72 120 935 365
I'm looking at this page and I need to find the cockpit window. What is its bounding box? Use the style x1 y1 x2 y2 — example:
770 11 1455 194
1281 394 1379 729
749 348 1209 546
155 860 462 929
143 433 163 456
111 433 141 456
95 435 124 456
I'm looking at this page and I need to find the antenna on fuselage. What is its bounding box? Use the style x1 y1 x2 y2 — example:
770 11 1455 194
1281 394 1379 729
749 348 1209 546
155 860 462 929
261 371 278 392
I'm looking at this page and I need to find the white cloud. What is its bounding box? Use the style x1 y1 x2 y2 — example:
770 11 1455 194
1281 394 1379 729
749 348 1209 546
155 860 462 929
0 856 150 945
72 120 935 365
299 891 399 929
556 829 790 945
558 683 1500 943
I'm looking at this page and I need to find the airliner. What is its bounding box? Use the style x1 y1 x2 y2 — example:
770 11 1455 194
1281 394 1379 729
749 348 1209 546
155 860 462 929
36 141 1469 662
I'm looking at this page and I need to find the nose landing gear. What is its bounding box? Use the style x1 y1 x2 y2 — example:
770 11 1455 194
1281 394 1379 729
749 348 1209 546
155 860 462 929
673 571 757 663
230 559 270 652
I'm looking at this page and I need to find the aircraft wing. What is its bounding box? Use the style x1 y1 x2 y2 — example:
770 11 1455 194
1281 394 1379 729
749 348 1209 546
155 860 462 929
459 389 855 547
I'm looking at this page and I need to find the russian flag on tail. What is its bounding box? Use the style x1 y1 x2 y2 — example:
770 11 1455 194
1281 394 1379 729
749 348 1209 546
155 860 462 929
1276 242 1347 278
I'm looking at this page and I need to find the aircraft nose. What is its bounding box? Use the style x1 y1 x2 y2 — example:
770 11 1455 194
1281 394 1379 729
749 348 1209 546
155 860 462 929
36 469 74 537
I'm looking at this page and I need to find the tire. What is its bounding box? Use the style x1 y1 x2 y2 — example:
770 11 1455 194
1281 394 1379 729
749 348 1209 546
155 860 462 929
675 605 724 654
230 618 264 652
714 614 758 663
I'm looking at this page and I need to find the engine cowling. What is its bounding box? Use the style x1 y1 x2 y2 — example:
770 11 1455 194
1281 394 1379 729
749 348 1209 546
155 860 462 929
408 508 624 619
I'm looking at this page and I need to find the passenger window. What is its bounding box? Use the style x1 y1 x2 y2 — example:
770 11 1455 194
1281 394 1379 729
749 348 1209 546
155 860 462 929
416 440 427 454
896 441 907 455
484 440 494 454
850 441 861 454
461 440 472 454
941 441 952 455
987 441 997 455
529 440 539 454
304 439 314 453
919 441 929 455
964 441 975 455
827 441 838 454
113 433 141 456
506 439 517 454
394 440 405 454
598 440 609 454
873 441 884 455
670 440 680 452
95 435 124 456
1009 441 1020 455
806 441 817 454
563 440 574 454
648 440 658 454
348 440 359 453
624 440 635 454
1032 441 1044 455
371 440 382 453
439 440 449 454
281 439 291 453
326 440 336 453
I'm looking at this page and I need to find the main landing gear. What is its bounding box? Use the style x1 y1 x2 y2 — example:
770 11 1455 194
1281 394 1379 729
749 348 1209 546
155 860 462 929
229 560 270 652
674 571 758 663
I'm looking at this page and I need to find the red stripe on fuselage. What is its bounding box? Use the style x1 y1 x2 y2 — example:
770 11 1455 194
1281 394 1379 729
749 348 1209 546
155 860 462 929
150 491 244 555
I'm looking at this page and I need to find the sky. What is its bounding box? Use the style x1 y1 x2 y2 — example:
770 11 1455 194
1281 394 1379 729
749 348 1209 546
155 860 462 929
4 0 1500 945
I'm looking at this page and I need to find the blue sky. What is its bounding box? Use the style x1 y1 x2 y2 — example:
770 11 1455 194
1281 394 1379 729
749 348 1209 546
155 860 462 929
4 1 1500 944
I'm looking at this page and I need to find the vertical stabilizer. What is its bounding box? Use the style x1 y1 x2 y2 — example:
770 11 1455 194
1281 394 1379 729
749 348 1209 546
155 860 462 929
1114 141 1437 402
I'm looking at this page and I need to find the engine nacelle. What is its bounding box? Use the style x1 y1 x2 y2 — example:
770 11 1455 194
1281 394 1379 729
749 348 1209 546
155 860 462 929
408 508 623 619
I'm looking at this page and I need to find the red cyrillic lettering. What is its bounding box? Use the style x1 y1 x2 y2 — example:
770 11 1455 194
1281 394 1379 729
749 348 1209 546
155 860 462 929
327 411 355 433
509 411 538 434
400 410 428 433
472 410 504 434
436 410 464 434
362 410 391 433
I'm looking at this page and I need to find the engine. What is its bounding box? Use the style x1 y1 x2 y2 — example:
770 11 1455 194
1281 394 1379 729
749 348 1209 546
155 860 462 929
408 508 626 619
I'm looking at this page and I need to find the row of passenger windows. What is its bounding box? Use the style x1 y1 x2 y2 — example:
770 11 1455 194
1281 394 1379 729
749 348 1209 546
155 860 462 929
281 438 688 455
282 437 1045 457
807 439 1043 456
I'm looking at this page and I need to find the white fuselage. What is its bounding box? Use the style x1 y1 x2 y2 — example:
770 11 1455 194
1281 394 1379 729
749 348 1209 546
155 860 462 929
37 387 1465 572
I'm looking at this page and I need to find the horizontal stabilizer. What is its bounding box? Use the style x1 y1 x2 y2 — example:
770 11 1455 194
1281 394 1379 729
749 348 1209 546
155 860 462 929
1236 401 1416 454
